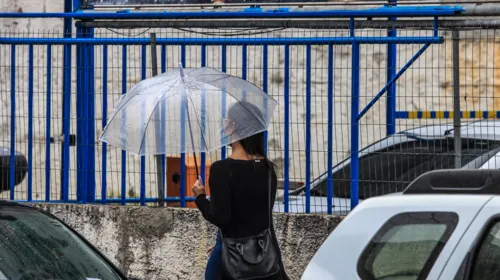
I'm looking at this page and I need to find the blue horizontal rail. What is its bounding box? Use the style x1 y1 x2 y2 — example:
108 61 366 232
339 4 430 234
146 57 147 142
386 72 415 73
0 37 444 45
0 6 463 19
17 197 198 204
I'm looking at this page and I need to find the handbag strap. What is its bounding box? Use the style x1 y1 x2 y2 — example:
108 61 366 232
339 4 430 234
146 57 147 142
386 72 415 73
267 160 272 231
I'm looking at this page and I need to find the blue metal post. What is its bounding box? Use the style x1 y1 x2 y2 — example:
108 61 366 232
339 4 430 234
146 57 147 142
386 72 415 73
9 45 16 200
81 36 89 204
201 45 206 185
161 44 166 201
221 45 227 160
102 44 108 204
262 45 268 155
73 0 80 11
180 45 186 207
45 45 52 201
327 44 334 215
27 45 33 202
87 28 96 203
242 44 247 101
75 27 84 202
283 44 290 213
140 44 147 206
305 45 312 213
386 0 397 136
350 18 360 209
62 0 72 202
161 45 166 72
121 45 127 205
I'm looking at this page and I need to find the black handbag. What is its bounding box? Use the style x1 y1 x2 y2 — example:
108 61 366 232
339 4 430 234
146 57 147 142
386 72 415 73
221 165 281 280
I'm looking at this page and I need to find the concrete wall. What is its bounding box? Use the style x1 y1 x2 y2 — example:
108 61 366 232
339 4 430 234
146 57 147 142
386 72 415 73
35 203 342 280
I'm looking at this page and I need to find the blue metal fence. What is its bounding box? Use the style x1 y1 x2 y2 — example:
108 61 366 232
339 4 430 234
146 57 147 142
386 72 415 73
1 4 485 215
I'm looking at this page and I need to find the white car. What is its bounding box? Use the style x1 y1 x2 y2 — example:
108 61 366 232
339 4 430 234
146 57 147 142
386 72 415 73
274 120 500 215
302 169 500 280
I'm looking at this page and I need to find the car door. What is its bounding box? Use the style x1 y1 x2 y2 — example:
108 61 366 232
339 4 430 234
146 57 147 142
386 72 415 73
438 196 500 280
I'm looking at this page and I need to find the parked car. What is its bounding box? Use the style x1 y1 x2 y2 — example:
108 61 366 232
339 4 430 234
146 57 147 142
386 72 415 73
0 148 28 192
302 169 500 280
274 120 500 215
0 200 130 280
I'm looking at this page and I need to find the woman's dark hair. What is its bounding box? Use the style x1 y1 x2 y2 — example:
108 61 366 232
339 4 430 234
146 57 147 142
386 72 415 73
227 101 275 168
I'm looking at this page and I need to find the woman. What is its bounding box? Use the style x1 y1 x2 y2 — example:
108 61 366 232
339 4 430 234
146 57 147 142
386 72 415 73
192 101 289 280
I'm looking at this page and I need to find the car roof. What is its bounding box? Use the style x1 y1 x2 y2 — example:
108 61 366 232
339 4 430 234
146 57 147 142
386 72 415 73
293 120 500 195
0 200 31 208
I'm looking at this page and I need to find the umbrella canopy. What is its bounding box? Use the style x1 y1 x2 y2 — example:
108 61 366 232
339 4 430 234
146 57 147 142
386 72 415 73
99 66 278 156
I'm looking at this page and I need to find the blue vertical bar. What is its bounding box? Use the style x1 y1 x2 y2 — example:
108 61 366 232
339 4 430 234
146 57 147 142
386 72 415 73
262 45 268 155
45 45 52 202
121 45 127 205
180 44 186 207
305 45 311 214
283 44 290 213
242 44 247 80
140 44 146 206
351 42 360 209
201 45 206 185
62 44 71 201
75 28 83 202
62 0 72 202
161 45 166 73
327 44 334 215
102 44 108 204
9 45 16 200
27 45 33 202
242 44 247 101
81 38 89 204
73 0 81 11
386 0 397 136
161 44 166 201
221 45 227 160
87 29 96 203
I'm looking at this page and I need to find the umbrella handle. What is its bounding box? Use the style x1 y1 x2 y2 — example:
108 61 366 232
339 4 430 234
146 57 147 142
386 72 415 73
192 152 200 180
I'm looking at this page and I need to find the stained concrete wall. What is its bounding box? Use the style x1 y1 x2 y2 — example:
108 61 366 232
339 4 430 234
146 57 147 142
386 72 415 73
35 204 342 280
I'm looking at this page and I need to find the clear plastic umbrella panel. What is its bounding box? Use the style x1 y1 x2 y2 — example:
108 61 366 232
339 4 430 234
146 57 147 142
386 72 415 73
99 65 278 168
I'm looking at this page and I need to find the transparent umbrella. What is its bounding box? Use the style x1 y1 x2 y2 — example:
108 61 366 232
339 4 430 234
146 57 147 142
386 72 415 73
99 64 278 176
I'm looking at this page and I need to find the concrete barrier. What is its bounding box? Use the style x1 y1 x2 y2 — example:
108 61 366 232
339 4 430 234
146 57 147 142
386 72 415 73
35 204 342 280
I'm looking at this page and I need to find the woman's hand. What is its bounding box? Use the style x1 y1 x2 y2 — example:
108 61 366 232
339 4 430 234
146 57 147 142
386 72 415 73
192 178 206 197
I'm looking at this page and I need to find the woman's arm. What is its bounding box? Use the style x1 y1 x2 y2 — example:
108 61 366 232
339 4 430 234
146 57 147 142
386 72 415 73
195 162 231 229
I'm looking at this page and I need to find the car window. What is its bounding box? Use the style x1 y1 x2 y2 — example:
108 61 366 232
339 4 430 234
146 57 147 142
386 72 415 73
0 206 123 280
313 138 500 199
357 212 459 280
470 220 500 280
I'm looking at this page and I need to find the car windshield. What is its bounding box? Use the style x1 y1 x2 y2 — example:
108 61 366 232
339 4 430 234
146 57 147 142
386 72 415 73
311 137 500 199
0 206 123 280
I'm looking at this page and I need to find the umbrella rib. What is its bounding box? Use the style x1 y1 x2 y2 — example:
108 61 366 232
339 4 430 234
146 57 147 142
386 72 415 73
184 93 210 153
101 81 177 139
137 83 180 155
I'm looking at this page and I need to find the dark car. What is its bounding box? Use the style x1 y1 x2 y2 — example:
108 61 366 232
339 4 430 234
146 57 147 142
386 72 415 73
0 200 128 280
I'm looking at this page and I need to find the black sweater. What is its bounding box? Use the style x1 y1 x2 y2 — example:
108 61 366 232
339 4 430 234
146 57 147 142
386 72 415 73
195 158 288 280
